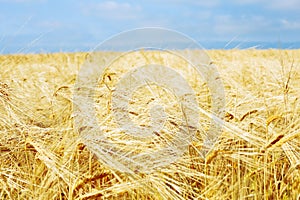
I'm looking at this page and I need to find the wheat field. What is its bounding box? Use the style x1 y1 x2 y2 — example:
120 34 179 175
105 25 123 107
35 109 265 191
0 49 300 199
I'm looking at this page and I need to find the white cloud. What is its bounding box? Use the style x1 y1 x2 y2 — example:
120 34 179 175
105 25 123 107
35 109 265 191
192 0 220 7
213 15 246 35
81 1 142 20
269 0 300 10
0 0 46 2
229 0 300 11
229 0 261 4
148 0 220 7
212 14 274 40
280 19 300 30
38 21 62 29
95 1 136 11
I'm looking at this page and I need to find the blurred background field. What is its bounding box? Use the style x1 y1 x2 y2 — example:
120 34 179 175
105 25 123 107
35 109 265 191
0 50 299 199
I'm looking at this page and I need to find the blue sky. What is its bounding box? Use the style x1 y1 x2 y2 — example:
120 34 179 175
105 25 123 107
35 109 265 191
1 0 300 53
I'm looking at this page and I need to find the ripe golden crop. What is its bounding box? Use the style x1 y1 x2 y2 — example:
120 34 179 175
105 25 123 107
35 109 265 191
0 50 299 199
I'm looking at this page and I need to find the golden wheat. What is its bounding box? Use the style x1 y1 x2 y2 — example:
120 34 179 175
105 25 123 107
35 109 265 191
0 50 299 199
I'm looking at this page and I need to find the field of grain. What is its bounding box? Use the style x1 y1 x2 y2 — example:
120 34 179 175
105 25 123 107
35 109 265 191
0 50 299 199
